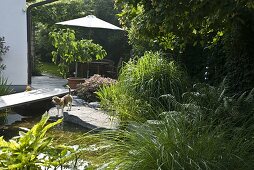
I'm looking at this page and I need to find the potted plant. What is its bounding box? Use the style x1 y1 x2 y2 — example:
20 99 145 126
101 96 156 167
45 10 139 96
50 29 107 88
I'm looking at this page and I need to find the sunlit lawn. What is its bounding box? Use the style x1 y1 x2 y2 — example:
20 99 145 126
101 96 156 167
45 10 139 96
40 62 62 77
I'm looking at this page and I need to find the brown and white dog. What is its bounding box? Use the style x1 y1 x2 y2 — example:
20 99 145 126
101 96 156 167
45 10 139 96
52 85 73 116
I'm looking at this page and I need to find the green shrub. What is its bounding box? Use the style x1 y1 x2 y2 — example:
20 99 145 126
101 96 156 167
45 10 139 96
76 74 116 102
182 81 254 128
31 56 43 76
97 51 189 121
0 113 80 169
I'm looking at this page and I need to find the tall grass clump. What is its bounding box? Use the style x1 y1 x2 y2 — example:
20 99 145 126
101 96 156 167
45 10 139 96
93 87 254 170
97 51 189 121
94 51 254 169
97 112 254 170
0 76 11 96
90 78 254 169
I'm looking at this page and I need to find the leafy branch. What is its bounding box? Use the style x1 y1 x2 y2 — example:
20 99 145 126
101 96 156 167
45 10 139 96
49 29 107 78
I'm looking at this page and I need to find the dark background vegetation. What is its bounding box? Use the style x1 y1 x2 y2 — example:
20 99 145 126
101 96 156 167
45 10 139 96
30 0 131 75
29 0 254 95
115 0 254 94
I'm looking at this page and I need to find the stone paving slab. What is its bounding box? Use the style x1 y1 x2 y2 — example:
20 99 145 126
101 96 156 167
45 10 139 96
48 106 118 131
32 74 68 90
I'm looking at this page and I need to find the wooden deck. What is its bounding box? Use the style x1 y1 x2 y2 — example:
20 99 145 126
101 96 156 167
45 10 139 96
0 88 69 110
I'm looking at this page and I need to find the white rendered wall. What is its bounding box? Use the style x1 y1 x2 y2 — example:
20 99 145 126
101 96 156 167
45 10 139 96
0 0 28 86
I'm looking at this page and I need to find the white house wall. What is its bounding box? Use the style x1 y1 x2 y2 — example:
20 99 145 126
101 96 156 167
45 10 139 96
0 0 28 89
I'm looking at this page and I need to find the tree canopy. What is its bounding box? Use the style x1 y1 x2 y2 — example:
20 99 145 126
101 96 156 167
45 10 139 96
115 0 254 52
115 0 254 93
31 0 130 65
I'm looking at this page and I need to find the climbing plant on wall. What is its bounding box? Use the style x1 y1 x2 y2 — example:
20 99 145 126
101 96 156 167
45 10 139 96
0 37 9 72
0 36 11 95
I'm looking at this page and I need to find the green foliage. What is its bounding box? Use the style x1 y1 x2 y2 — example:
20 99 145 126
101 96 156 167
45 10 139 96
92 0 131 61
98 112 254 170
0 77 11 96
32 0 88 25
115 0 254 93
97 52 188 121
94 82 254 170
116 0 254 94
118 52 187 102
31 56 43 76
40 61 62 77
34 23 54 63
182 82 254 128
88 56 254 170
0 113 79 169
223 9 254 93
76 74 116 102
32 0 89 62
115 0 254 51
32 0 130 67
49 29 107 78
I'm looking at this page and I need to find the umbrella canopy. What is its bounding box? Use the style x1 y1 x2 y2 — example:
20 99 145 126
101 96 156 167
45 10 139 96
56 15 123 30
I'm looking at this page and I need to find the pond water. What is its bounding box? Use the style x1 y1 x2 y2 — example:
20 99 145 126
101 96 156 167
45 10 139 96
0 100 95 169
0 100 89 140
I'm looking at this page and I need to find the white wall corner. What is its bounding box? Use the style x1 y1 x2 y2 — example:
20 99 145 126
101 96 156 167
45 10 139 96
0 0 28 86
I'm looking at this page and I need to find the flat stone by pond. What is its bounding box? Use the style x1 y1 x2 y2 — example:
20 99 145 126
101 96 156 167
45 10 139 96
48 106 118 131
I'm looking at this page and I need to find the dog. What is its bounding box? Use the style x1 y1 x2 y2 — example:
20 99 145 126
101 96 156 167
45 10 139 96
52 85 73 116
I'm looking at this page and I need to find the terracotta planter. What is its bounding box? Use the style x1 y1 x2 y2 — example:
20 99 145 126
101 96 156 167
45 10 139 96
67 77 86 89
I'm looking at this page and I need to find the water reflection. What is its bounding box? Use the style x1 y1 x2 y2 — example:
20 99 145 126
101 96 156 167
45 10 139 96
0 103 88 140
0 110 37 140
0 111 26 125
0 111 8 125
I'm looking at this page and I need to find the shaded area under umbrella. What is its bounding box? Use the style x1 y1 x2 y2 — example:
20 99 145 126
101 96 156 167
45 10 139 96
55 15 124 78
